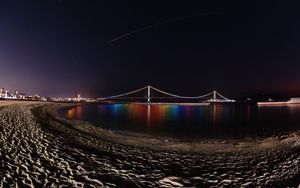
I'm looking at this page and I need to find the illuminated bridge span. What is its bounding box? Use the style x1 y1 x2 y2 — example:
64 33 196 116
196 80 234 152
98 85 235 103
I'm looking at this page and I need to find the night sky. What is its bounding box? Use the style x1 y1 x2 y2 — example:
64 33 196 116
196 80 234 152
0 1 300 98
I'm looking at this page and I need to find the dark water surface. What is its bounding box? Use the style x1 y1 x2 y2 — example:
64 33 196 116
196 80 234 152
60 103 300 139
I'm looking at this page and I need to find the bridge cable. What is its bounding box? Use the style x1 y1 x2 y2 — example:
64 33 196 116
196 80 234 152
150 86 213 99
215 91 232 101
101 86 148 99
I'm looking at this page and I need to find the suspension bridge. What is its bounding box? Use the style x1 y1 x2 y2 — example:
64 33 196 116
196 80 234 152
97 85 235 104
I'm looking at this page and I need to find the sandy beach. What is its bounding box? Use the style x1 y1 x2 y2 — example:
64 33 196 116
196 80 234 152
1 100 300 187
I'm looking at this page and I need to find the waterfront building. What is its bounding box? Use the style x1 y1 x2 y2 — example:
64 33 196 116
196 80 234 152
0 88 26 99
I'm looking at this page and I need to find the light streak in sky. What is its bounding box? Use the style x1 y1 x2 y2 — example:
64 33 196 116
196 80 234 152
108 12 222 44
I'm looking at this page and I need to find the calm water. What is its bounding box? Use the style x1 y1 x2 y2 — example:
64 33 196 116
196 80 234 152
61 103 300 139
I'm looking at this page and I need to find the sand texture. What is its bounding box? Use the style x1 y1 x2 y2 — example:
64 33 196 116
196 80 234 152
0 101 300 187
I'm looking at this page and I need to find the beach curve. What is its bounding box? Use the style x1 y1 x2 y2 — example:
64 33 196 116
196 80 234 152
1 100 300 187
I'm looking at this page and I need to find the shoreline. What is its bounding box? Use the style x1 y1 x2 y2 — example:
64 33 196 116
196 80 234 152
46 102 300 153
1 100 300 187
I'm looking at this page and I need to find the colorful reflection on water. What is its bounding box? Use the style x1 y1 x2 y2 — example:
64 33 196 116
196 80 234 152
66 104 82 119
63 103 300 139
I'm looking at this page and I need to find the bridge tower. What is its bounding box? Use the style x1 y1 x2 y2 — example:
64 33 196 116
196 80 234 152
213 90 217 102
147 85 151 102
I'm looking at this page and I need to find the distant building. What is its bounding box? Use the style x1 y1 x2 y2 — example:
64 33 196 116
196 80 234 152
0 88 26 99
0 88 5 98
